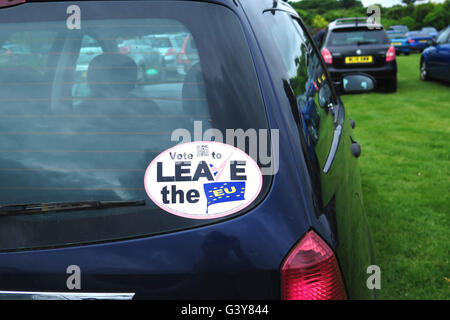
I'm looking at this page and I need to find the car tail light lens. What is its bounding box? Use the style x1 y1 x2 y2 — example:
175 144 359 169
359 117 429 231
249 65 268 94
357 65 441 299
119 46 131 55
408 39 415 43
321 48 333 64
281 230 347 300
0 0 25 8
386 46 396 62
165 48 178 56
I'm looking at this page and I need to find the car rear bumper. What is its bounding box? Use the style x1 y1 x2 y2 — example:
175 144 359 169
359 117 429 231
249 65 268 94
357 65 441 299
327 61 397 83
393 45 410 53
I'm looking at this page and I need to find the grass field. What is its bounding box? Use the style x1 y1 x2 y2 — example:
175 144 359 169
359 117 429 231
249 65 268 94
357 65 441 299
341 54 450 299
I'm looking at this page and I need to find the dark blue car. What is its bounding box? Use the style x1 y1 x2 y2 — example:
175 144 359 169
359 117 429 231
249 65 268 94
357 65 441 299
421 25 450 83
407 31 434 52
0 0 376 300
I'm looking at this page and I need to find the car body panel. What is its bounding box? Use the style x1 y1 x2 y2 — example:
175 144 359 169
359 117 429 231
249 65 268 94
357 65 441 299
422 25 450 82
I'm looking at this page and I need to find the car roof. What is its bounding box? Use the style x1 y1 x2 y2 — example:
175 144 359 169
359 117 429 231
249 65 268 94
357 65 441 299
328 17 383 30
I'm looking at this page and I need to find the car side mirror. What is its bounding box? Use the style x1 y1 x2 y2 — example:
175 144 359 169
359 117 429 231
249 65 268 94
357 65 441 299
341 74 376 94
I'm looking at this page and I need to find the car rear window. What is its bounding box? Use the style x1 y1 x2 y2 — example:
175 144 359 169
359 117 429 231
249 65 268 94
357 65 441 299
0 1 271 251
328 27 389 46
387 33 406 40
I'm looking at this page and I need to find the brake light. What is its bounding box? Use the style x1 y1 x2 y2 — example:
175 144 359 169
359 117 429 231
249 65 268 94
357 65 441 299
177 34 191 64
408 39 415 43
165 48 178 56
321 48 333 65
0 0 25 8
281 230 347 300
386 46 396 62
119 46 131 55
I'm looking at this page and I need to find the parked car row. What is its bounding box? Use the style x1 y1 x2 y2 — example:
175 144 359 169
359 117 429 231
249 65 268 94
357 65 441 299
316 19 449 93
387 25 441 53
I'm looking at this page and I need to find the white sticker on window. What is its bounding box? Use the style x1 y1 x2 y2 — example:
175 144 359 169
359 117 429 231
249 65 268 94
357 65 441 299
144 141 263 219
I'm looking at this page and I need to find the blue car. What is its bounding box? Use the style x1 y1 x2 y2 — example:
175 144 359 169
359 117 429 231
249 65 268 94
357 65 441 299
407 31 434 52
0 0 376 300
421 27 439 40
421 25 450 83
387 31 410 55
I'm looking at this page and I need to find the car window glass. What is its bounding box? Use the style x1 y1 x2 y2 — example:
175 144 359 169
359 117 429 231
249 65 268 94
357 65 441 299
328 28 389 45
436 28 450 44
0 1 270 251
270 12 335 171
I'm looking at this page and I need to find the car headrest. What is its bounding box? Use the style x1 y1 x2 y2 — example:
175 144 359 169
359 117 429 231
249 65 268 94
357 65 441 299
0 66 45 99
181 63 208 116
87 54 138 97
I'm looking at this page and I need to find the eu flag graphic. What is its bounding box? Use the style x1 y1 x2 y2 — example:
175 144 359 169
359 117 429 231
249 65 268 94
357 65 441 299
203 182 246 214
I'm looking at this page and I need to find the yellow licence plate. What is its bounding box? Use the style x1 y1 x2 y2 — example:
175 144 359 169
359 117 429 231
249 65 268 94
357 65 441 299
345 56 373 64
419 40 428 43
392 42 402 46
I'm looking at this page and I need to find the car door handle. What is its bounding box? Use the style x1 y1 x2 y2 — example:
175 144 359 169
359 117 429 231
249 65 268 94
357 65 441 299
0 291 135 300
350 137 361 158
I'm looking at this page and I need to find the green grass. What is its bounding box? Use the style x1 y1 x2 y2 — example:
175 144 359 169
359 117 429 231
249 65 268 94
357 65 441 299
341 54 450 299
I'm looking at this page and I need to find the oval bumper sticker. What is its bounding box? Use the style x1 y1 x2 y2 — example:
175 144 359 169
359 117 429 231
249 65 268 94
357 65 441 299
144 141 263 219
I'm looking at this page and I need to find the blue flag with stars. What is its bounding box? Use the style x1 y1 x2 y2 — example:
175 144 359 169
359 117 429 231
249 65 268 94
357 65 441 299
203 182 246 214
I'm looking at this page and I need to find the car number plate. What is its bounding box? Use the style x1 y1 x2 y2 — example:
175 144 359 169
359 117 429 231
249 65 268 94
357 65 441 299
345 56 373 64
419 40 428 43
392 42 402 46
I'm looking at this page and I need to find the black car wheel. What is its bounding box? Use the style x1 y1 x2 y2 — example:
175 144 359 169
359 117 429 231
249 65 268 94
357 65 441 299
420 60 429 81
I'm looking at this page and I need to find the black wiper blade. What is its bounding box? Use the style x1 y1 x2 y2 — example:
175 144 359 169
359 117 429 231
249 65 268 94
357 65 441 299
356 41 373 46
0 200 146 216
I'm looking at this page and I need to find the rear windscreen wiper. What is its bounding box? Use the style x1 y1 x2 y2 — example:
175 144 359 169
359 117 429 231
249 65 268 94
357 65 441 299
356 41 373 46
0 200 146 216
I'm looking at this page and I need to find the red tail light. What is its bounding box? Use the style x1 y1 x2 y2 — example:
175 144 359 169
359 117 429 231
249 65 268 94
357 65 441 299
408 39 415 43
177 34 192 64
386 46 396 62
321 48 333 65
165 48 178 56
281 230 347 300
119 46 131 55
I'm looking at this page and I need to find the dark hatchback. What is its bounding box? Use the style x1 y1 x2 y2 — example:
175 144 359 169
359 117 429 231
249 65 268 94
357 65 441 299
0 0 376 300
321 18 398 92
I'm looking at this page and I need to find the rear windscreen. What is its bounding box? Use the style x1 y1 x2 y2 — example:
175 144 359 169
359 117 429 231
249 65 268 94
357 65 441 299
0 1 271 251
327 28 389 46
387 33 407 40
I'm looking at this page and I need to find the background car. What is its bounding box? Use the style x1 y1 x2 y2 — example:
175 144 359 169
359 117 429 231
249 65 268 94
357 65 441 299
321 17 398 92
420 25 450 83
0 0 376 300
387 30 410 55
118 38 164 82
421 27 439 40
389 25 409 34
407 31 433 52
144 34 186 79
